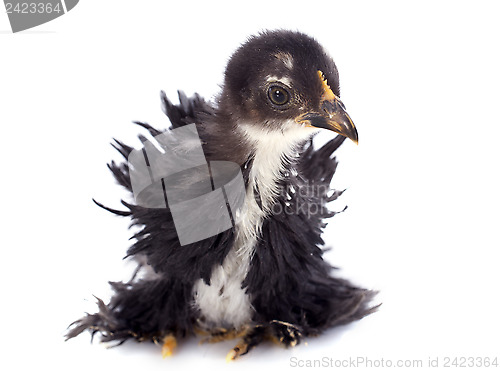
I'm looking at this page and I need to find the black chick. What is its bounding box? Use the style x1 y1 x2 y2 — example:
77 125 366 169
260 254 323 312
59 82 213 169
67 30 377 360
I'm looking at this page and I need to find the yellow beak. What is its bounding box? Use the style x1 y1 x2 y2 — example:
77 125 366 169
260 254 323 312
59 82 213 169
295 70 358 144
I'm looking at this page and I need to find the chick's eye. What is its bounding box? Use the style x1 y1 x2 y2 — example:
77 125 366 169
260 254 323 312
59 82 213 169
268 85 290 106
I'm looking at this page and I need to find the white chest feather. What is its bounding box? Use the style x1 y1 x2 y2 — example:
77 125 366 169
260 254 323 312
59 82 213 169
192 123 316 330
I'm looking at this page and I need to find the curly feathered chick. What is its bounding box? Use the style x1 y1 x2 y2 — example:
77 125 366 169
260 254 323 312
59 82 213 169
67 30 378 360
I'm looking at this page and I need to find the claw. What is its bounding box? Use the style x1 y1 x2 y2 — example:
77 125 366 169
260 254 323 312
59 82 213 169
225 340 249 362
225 349 238 363
161 334 177 358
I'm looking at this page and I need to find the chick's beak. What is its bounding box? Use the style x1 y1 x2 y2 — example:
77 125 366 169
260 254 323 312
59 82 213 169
295 71 359 144
296 98 358 144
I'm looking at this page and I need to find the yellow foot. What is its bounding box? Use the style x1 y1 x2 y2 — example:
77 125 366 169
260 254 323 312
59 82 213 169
225 340 249 362
161 334 177 358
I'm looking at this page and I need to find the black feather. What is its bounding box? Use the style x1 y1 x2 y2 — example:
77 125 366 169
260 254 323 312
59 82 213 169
92 198 131 217
133 120 163 137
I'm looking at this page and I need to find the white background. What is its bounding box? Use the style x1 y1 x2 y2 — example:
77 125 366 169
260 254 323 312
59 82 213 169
1 1 499 370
